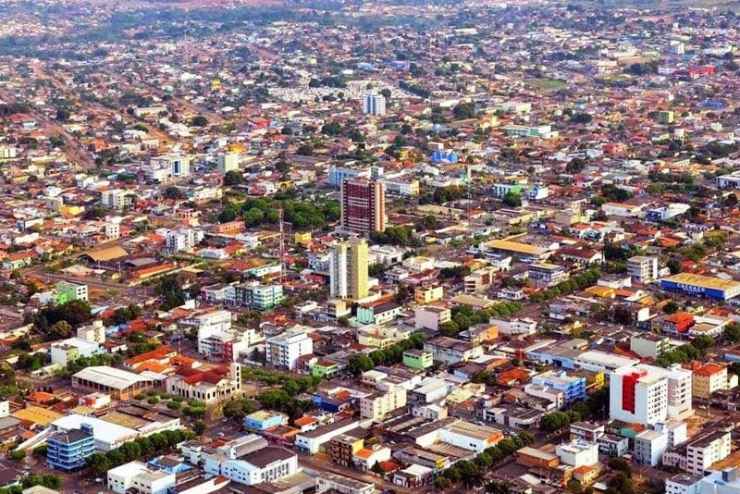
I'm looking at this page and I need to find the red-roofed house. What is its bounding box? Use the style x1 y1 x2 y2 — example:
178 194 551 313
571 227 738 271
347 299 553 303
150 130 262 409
662 312 695 336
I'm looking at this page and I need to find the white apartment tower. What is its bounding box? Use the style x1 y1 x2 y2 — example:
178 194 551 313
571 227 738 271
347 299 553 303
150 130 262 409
363 93 386 116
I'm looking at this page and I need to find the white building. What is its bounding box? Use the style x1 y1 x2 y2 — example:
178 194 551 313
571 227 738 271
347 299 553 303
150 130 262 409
437 420 502 454
363 93 386 116
414 306 451 332
634 429 669 466
214 447 298 485
185 310 233 355
627 256 659 283
149 154 191 180
105 221 121 240
523 383 564 409
295 418 362 455
556 440 599 467
666 474 704 494
667 468 740 494
77 320 106 344
218 153 240 173
656 420 688 449
609 364 668 425
577 350 639 372
50 338 102 367
166 363 241 405
685 429 732 475
101 189 128 210
489 317 537 336
166 228 204 252
666 364 693 418
265 328 313 370
53 415 140 452
360 385 407 421
699 468 740 494
108 461 175 494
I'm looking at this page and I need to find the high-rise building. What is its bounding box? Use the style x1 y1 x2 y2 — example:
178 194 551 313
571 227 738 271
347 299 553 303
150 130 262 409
363 93 386 116
340 179 386 235
609 364 668 425
329 238 369 300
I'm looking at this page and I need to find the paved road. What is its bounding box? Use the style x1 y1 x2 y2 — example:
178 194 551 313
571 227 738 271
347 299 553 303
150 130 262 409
299 453 411 494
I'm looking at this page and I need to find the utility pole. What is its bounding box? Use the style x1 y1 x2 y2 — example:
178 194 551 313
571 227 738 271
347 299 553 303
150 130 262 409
279 208 285 285
466 164 472 225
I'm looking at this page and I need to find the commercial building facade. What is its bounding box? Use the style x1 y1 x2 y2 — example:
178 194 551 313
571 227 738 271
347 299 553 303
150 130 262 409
47 425 95 471
659 273 740 301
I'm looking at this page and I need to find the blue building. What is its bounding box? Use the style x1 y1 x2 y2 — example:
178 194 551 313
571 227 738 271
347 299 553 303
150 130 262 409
659 273 740 301
148 455 192 474
531 371 586 404
47 424 95 471
431 150 458 164
312 391 353 413
328 166 366 188
244 410 288 431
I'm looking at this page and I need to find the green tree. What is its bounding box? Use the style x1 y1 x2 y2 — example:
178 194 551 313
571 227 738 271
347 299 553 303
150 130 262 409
567 479 583 494
190 115 208 127
663 301 679 314
540 411 571 432
8 449 25 461
348 354 375 376
503 191 522 207
244 207 265 226
223 170 244 186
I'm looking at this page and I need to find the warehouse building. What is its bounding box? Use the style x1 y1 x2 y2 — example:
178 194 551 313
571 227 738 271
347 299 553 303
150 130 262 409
659 273 740 301
72 366 164 400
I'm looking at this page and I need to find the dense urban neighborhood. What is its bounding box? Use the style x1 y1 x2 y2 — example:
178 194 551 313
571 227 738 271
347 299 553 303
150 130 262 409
0 0 739 493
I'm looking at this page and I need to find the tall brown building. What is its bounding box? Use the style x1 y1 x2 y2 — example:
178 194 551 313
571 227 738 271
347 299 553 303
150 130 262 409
340 179 386 235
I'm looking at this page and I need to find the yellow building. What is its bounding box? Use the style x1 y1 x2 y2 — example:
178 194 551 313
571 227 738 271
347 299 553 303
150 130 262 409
484 238 547 259
359 386 407 421
584 286 616 299
349 238 369 300
357 326 407 349
415 286 444 304
330 239 369 300
294 232 312 248
60 205 84 217
692 363 728 398
227 143 246 154
574 369 606 392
